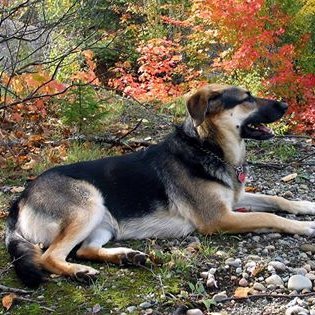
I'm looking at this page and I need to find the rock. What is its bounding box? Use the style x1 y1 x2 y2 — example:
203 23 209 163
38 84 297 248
305 273 315 281
300 244 315 254
200 271 209 279
266 233 282 239
239 278 248 287
215 250 227 257
299 253 308 260
139 302 151 309
186 309 203 315
266 245 275 251
293 268 308 276
268 261 286 272
283 191 294 198
253 282 266 291
307 261 315 270
213 291 228 303
288 275 312 291
209 268 217 275
206 276 217 289
285 305 309 315
236 267 242 274
265 275 284 287
126 306 137 313
225 258 241 268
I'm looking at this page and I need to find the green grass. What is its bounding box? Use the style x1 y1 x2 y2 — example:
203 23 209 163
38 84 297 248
0 232 219 314
246 140 297 163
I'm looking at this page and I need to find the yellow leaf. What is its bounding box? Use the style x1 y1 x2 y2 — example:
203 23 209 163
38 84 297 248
20 159 36 170
10 186 25 193
2 293 16 310
234 287 253 298
251 263 265 277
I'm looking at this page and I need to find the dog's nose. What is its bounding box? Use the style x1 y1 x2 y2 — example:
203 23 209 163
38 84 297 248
279 101 288 111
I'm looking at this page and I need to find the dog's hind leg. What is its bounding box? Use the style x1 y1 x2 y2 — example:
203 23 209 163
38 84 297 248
235 192 315 215
40 207 104 280
76 227 147 266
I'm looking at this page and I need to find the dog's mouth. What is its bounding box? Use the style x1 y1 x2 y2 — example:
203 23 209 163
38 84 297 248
241 122 274 140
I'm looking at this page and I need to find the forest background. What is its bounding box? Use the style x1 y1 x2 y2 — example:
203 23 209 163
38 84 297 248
0 1 315 313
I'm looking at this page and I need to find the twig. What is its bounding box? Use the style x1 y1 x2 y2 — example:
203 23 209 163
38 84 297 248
275 135 315 141
247 161 285 170
0 284 33 294
11 296 55 312
218 291 315 303
0 262 13 278
296 152 315 163
109 119 143 149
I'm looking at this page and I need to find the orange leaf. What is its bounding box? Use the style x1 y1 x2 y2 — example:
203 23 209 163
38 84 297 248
234 287 253 298
245 186 257 193
11 113 22 123
2 293 17 310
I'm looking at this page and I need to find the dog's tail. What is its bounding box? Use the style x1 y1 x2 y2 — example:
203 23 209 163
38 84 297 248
5 199 44 288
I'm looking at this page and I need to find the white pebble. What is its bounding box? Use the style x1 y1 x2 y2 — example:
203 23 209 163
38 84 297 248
186 309 203 315
285 305 309 315
253 282 266 291
265 275 284 287
288 275 312 291
268 261 286 272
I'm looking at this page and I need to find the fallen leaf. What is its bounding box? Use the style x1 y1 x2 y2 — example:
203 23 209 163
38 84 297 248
186 241 201 253
20 159 36 170
234 287 253 298
10 186 25 193
281 173 297 182
0 210 8 219
251 263 265 277
245 186 257 193
2 293 17 310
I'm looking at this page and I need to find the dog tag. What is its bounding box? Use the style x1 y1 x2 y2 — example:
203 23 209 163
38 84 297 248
237 171 246 183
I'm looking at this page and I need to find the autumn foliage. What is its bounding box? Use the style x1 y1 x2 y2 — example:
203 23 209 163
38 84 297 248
109 38 203 102
1 0 314 145
107 0 315 135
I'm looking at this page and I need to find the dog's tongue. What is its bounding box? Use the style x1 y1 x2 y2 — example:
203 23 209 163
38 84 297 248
257 124 273 134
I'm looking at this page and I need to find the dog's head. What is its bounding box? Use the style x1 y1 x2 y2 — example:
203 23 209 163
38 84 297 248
186 84 288 141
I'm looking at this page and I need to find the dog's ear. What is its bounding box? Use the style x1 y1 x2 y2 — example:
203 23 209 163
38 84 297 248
187 86 221 127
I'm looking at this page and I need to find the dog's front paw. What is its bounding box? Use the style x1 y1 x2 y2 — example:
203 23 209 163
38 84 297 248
299 221 315 237
289 201 315 215
72 265 99 283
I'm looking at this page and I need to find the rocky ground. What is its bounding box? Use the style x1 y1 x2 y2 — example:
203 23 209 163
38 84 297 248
179 137 315 315
0 101 314 314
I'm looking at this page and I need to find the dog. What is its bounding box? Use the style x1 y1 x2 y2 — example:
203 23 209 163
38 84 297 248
5 83 315 287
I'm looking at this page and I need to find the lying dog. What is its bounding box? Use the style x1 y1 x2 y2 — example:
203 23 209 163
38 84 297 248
6 84 315 287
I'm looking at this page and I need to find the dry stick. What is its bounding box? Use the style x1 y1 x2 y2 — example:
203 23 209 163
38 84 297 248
275 134 315 141
109 119 143 149
11 296 55 312
0 285 33 294
218 291 315 304
0 262 13 278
